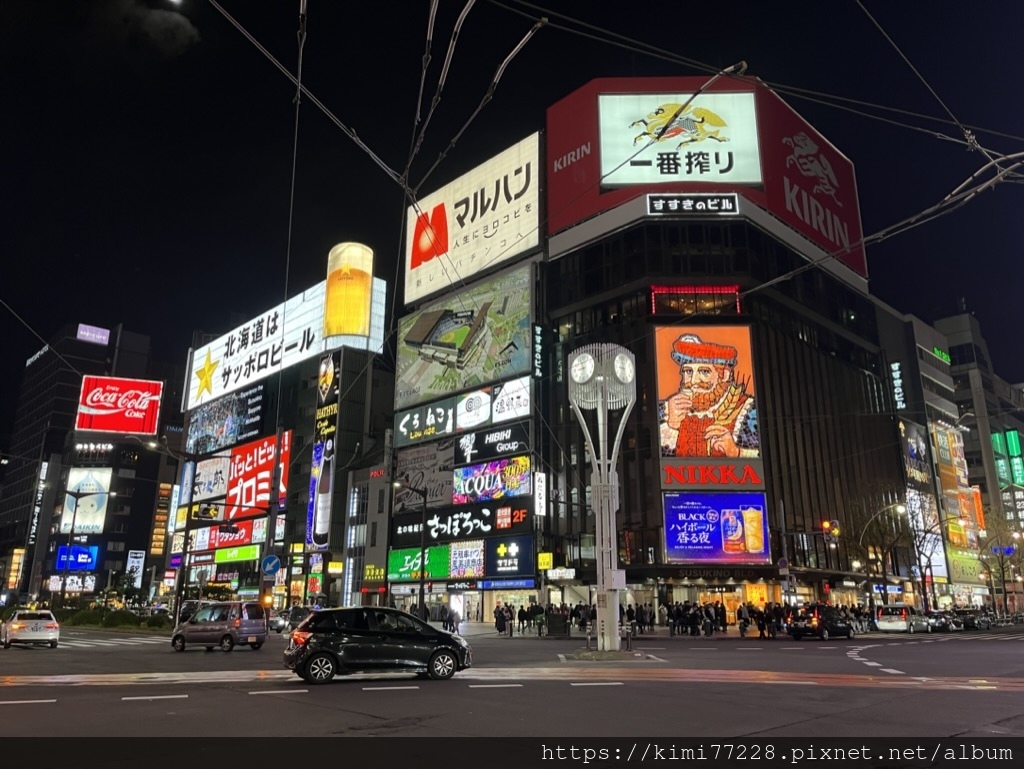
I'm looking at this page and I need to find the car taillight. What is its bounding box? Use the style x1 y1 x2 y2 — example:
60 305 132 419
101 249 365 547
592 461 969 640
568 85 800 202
45 623 58 630
10 623 24 630
291 630 312 646
233 619 241 628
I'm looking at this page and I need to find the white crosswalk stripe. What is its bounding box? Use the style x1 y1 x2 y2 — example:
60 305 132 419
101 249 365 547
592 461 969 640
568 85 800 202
56 635 171 650
865 631 1024 641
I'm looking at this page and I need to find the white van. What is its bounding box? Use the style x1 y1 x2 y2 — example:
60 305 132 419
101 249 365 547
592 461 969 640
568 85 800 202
876 603 930 633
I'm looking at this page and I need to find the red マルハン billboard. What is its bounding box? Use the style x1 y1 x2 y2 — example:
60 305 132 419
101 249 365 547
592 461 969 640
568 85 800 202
75 376 164 435
546 76 867 278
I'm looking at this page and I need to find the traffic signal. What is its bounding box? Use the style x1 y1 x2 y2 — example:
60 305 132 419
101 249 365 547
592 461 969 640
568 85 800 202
829 520 841 539
427 581 433 593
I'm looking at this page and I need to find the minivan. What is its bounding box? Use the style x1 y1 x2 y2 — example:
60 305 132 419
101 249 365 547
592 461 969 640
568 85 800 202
171 601 268 652
875 603 930 633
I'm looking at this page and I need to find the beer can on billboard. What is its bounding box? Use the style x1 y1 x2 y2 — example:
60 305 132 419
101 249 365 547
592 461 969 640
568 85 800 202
324 242 373 340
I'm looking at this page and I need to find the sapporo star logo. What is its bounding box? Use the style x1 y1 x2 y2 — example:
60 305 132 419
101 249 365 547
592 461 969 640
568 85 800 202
194 349 219 401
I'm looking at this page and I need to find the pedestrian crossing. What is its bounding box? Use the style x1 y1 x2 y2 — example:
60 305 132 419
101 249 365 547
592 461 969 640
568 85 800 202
865 631 1024 642
56 635 173 650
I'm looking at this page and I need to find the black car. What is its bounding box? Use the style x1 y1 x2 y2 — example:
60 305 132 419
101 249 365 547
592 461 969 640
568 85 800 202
787 604 855 640
283 606 472 684
954 609 993 630
284 606 312 631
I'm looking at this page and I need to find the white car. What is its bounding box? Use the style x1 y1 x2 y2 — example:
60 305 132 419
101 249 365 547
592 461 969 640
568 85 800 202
1 610 61 649
875 604 930 634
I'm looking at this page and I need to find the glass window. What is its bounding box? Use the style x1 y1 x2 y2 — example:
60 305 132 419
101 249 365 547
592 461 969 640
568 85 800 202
242 603 265 620
192 608 214 623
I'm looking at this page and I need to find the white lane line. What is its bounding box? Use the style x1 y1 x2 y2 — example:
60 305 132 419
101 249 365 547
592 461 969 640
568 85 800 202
646 655 667 662
121 694 189 701
248 690 308 695
863 661 883 667
0 699 57 705
570 682 623 687
691 647 717 650
361 686 419 691
637 647 666 650
780 646 804 650
737 647 762 650
557 654 566 663
468 684 523 688
816 646 837 649
879 668 905 675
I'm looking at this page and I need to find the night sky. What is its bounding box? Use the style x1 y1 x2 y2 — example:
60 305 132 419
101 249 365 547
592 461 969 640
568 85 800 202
3 1 1023 450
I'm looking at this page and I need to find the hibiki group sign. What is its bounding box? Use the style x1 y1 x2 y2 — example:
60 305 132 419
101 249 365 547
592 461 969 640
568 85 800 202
75 376 163 436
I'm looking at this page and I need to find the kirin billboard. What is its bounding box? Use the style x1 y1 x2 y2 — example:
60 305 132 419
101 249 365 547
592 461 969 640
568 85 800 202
546 77 867 278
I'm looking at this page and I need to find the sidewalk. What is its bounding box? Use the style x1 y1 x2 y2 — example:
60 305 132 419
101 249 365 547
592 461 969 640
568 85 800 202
432 622 881 642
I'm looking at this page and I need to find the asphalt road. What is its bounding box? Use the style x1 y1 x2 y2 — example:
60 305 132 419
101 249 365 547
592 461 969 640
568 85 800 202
2 624 1023 739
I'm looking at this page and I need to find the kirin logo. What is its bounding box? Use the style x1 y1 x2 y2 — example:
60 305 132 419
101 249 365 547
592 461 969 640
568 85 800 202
783 133 841 207
630 103 729 148
410 203 448 269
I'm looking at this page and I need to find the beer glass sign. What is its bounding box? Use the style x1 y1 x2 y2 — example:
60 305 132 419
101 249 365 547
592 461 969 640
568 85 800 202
663 491 771 564
324 242 373 340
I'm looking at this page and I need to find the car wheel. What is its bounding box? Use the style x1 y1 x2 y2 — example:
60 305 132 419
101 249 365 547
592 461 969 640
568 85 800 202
50 641 58 649
926 624 932 634
302 652 337 684
220 635 234 652
820 629 830 641
908 623 915 634
250 643 263 650
428 649 458 680
171 635 186 652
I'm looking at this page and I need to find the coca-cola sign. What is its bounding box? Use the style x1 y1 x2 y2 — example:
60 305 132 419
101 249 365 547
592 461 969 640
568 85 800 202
75 376 164 436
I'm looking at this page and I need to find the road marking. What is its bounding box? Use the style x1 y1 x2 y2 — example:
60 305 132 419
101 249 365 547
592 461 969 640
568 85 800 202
863 661 882 667
637 647 666 650
773 681 818 686
121 694 189 701
361 686 420 691
737 647 762 650
0 699 57 705
780 646 804 650
646 655 667 662
816 646 837 649
557 654 566 663
879 669 906 675
692 647 716 650
248 689 308 695
570 682 623 687
468 684 523 688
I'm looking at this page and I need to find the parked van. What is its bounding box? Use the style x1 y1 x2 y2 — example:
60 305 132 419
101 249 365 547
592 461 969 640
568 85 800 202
875 603 930 633
171 601 268 652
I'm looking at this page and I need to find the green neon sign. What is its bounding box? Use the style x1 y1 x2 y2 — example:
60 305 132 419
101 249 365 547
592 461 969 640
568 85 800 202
933 347 951 364
215 544 261 564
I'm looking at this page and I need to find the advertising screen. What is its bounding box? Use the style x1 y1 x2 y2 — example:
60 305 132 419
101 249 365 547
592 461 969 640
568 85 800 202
598 92 761 187
185 278 387 409
126 550 146 588
186 383 267 455
391 499 532 547
654 325 759 460
484 535 534 577
61 467 114 534
663 491 771 565
75 376 163 436
449 540 485 578
394 439 455 513
210 519 254 549
387 545 451 582
454 422 530 466
306 352 341 550
394 398 455 448
227 431 292 521
453 456 532 505
546 77 867 278
193 456 230 502
56 545 99 572
899 419 933 492
395 264 532 410
405 133 539 305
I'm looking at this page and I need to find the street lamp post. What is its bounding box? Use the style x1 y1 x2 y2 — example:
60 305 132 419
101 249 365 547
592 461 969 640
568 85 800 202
58 487 115 608
857 502 907 608
567 344 637 652
394 479 429 620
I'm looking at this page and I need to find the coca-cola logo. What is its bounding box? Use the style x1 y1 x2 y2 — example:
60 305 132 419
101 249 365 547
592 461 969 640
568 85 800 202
80 386 161 417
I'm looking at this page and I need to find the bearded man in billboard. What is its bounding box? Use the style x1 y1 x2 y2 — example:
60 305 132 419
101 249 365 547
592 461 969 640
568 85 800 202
659 334 759 458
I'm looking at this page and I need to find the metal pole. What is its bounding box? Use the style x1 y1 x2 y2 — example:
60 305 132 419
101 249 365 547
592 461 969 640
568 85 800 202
59 493 78 608
172 455 197 626
779 499 789 604
418 488 427 622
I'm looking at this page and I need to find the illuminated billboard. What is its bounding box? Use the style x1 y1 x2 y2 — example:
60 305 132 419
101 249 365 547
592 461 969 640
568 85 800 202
61 467 113 534
599 93 761 187
75 376 163 436
387 545 451 582
307 352 341 550
391 499 532 547
546 77 867 278
449 540 485 578
452 455 531 505
227 431 291 521
185 383 267 455
324 242 374 341
185 278 387 409
193 456 230 502
454 422 530 466
395 264 532 410
663 491 771 565
394 439 455 513
484 535 534 577
405 133 539 305
654 325 759 460
56 545 100 572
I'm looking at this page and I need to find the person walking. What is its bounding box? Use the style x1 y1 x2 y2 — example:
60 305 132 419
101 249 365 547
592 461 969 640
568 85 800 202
738 603 751 638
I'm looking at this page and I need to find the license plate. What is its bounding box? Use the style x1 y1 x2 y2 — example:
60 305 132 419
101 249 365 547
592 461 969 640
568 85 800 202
31 624 41 632
247 636 257 643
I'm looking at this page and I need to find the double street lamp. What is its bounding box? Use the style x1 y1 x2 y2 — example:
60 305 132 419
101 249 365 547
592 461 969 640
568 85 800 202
857 502 907 607
58 487 116 607
393 479 428 620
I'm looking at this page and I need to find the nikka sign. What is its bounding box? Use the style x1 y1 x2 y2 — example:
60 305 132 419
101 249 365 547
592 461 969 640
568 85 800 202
660 458 765 490
75 376 164 436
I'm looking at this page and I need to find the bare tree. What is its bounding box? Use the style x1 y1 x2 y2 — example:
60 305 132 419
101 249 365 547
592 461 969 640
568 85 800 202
979 515 1023 615
847 497 912 608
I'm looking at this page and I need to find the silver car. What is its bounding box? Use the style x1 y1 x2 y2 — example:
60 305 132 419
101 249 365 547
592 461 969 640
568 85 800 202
171 601 268 652
875 604 931 633
2 610 61 649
